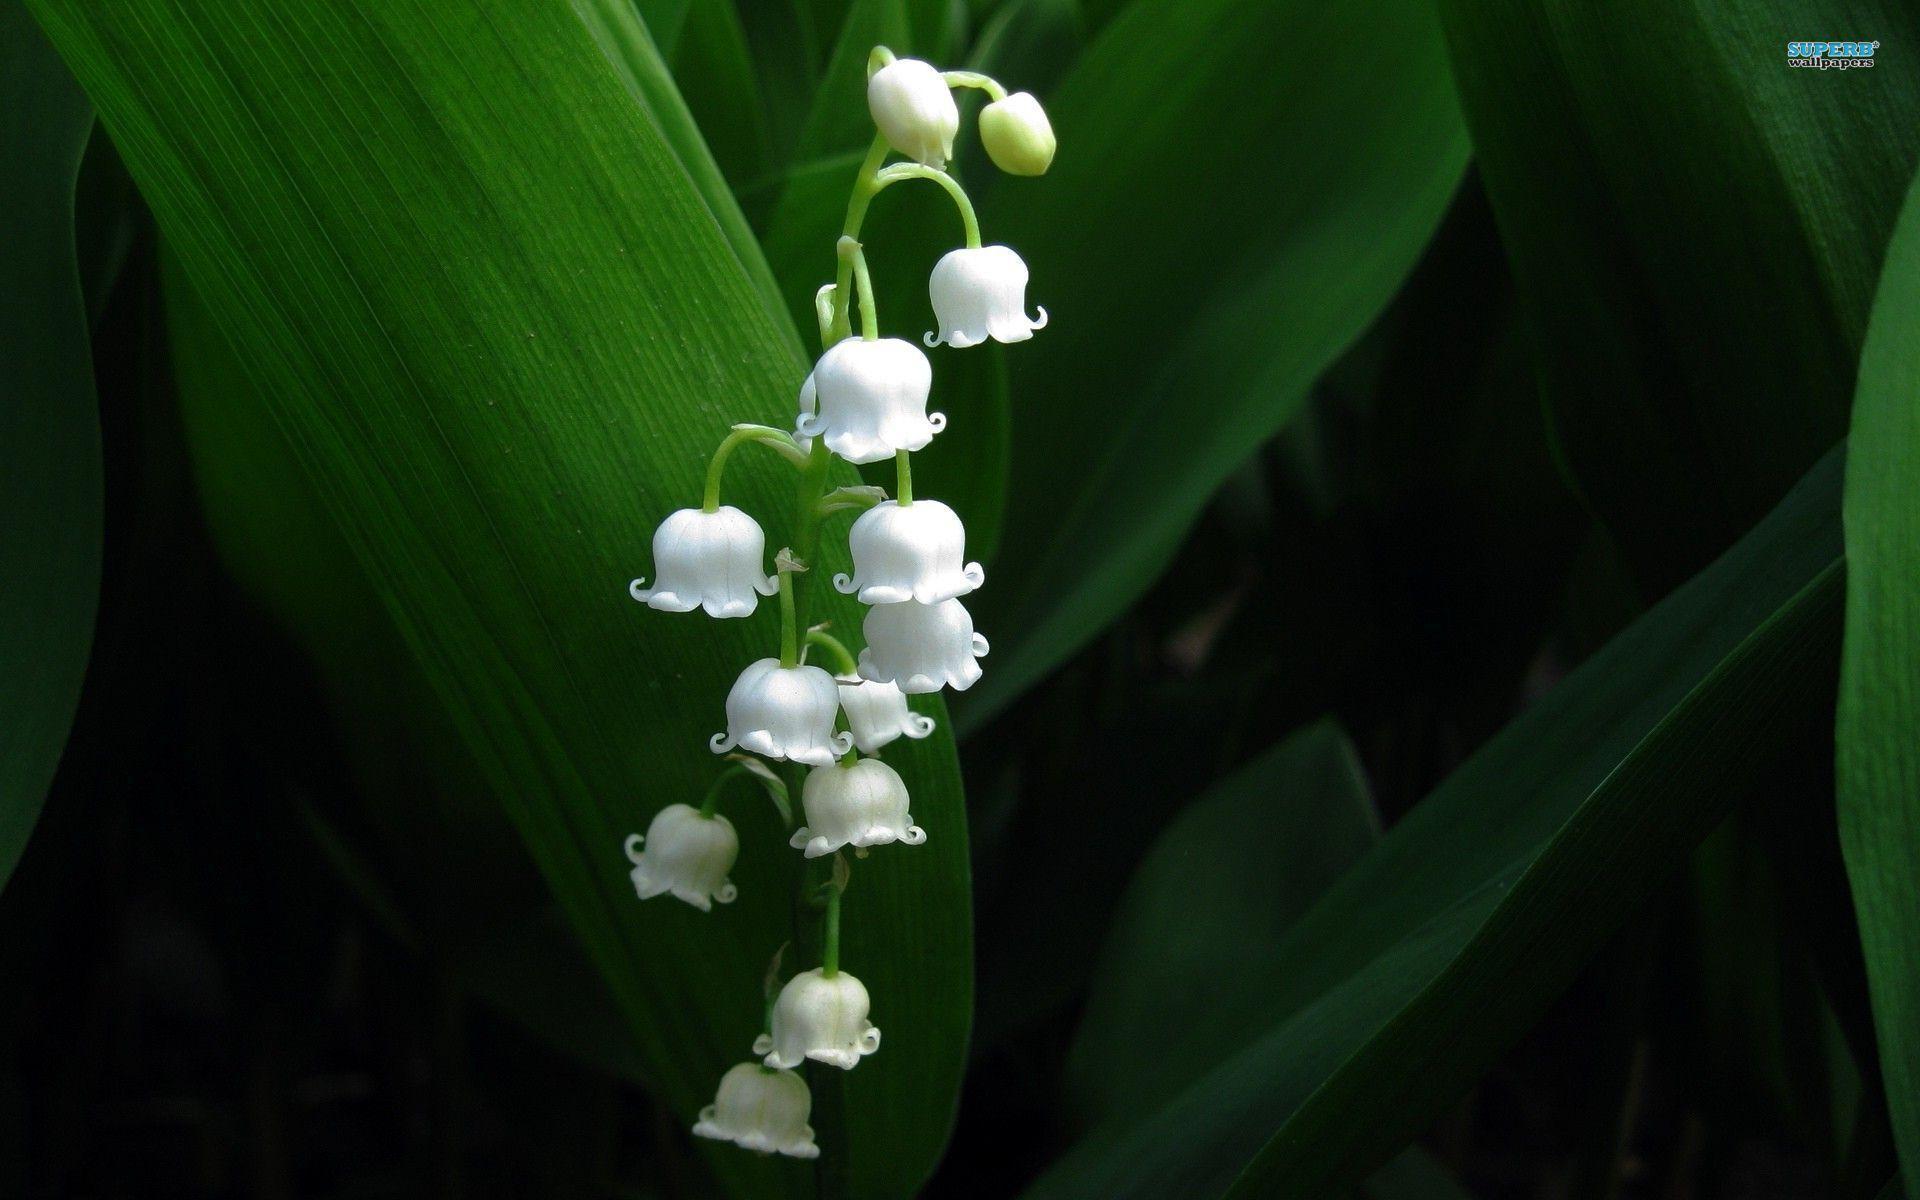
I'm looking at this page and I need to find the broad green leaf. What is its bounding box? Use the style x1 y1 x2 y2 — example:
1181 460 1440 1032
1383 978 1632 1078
32 1 971 1194
633 0 692 57
1436 0 1920 595
0 2 101 887
1838 165 1920 1200
572 0 795 343
174 260 679 1155
1024 446 1847 1199
958 0 1470 726
299 794 651 1085
1064 719 1378 1123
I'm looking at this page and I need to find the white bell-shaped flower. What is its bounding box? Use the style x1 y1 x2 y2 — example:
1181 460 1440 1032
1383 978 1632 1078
711 658 853 766
835 675 935 754
925 245 1048 349
790 758 926 859
629 506 777 618
692 1063 819 1159
833 499 984 605
754 968 882 1070
867 58 958 167
858 598 989 694
795 337 944 465
623 805 738 911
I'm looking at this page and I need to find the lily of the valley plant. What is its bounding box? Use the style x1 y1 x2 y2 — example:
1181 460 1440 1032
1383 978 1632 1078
622 48 1053 1160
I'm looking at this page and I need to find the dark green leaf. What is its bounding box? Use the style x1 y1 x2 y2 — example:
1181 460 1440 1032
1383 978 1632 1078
1063 719 1378 1123
1023 446 1846 1198
1436 0 1920 594
34 0 971 1193
0 2 101 887
1364 1148 1482 1200
572 0 796 342
1837 165 1920 1200
958 0 1470 726
665 1 775 190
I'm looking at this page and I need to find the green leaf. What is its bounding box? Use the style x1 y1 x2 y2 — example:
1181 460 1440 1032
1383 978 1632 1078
33 1 971 1194
1023 445 1847 1199
0 2 101 887
1436 0 1920 594
572 0 795 344
1364 1148 1482 1200
663 0 775 190
1064 719 1379 1123
1838 165 1920 1200
958 0 1470 726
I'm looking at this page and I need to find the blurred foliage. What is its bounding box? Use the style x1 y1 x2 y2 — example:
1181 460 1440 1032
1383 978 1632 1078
4 0 1917 1197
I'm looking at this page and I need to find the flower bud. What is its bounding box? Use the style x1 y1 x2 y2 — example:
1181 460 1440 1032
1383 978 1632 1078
623 805 738 910
693 1063 819 1159
834 499 983 605
711 658 853 766
978 92 1055 175
867 58 959 167
791 758 926 859
925 246 1047 349
629 506 777 617
755 968 882 1070
858 597 989 694
795 337 945 465
835 675 935 754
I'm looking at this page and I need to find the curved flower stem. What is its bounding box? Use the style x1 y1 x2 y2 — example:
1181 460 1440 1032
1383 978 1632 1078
839 237 880 341
703 424 807 512
941 69 1007 102
831 134 893 343
698 763 751 818
821 877 843 977
805 628 860 676
872 163 981 249
895 449 913 506
777 570 798 668
867 45 895 77
789 441 834 640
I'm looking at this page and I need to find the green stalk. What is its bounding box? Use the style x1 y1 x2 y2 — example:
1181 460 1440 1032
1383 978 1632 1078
941 69 1008 102
703 424 803 511
776 571 798 668
830 134 893 343
805 629 860 676
821 883 842 977
697 764 748 818
847 239 880 340
789 441 834 638
872 163 982 248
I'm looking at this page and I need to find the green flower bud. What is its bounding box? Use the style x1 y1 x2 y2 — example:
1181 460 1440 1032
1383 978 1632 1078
978 92 1055 176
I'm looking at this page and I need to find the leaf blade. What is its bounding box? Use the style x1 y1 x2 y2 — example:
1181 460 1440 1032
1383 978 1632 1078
1837 165 1920 1200
0 2 102 887
958 0 1470 725
33 0 971 1192
1023 446 1847 1199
